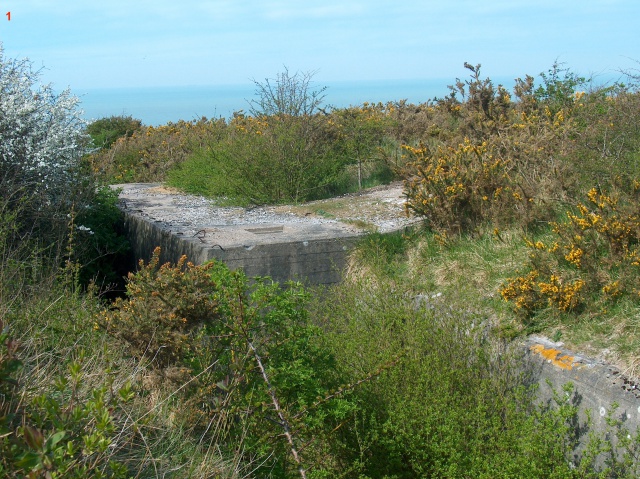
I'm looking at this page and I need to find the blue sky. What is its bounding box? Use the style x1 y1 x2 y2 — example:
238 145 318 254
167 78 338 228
1 0 637 91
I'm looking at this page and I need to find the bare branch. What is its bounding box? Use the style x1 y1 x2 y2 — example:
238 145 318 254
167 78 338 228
248 67 327 117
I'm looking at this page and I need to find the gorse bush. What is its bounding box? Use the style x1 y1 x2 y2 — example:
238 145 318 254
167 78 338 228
401 63 599 236
403 138 523 235
397 61 640 358
395 62 640 321
0 283 251 479
100 247 222 367
86 118 227 183
501 186 640 317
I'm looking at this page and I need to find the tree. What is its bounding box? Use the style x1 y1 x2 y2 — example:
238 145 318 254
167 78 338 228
248 67 328 117
0 45 89 244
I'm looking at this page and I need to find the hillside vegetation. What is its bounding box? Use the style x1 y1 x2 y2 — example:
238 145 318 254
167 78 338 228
3 52 640 477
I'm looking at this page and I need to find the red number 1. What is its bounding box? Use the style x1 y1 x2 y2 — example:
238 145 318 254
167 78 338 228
6 12 9 21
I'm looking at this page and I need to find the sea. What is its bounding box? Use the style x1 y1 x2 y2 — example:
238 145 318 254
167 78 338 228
77 78 513 127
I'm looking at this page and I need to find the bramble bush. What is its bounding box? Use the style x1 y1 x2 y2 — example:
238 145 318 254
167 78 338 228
311 274 634 478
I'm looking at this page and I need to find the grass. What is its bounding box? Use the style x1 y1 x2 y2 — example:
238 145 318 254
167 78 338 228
2 283 244 477
350 223 640 373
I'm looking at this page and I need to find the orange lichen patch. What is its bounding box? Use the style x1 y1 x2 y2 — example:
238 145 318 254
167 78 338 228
530 344 576 370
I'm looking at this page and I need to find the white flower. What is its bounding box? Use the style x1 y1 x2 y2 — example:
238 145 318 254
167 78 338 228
0 46 89 206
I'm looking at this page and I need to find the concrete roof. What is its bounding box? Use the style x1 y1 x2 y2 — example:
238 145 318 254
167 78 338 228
114 182 419 250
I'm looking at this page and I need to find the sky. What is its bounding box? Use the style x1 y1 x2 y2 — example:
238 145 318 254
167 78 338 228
0 1 638 92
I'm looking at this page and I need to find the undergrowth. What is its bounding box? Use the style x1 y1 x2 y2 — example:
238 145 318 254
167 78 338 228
4 55 640 477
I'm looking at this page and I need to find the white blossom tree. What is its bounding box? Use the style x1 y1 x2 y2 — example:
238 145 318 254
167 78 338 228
0 46 90 243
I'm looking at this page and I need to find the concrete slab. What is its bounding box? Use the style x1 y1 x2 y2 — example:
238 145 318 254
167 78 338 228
115 183 418 284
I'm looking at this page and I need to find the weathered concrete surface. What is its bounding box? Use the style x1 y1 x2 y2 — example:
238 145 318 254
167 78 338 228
116 183 416 284
525 335 640 440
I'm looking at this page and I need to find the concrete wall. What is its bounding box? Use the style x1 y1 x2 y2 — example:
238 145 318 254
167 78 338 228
123 209 359 285
524 336 640 458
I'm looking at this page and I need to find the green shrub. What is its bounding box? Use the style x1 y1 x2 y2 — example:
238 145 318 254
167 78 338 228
313 274 635 478
100 248 360 477
168 113 352 204
87 118 227 183
86 115 142 150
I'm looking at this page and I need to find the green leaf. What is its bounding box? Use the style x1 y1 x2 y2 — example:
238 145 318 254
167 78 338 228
117 381 135 402
15 451 41 471
45 431 66 451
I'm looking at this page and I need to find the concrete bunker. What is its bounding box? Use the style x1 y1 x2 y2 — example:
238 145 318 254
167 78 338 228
115 182 416 285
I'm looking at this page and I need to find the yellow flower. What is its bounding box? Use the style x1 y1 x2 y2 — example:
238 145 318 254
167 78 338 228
564 246 583 267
